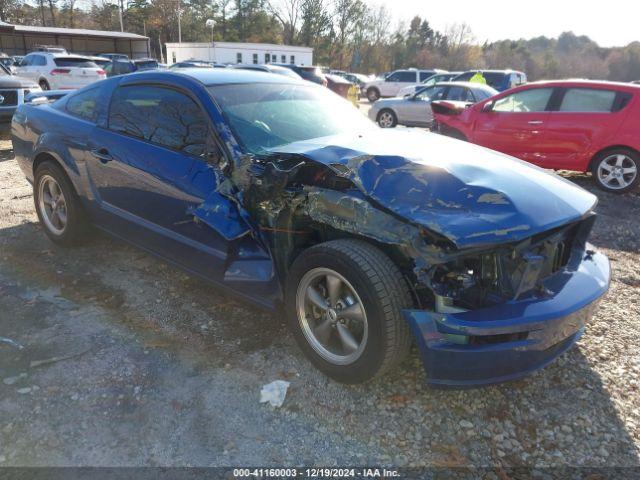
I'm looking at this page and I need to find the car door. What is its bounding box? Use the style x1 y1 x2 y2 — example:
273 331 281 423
471 87 555 164
380 71 416 97
542 87 629 170
85 83 238 283
403 85 446 126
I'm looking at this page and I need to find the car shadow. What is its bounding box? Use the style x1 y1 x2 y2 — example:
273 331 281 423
0 146 14 163
0 219 638 468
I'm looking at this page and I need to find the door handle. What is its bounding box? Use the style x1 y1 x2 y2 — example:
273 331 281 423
528 120 544 125
90 148 113 164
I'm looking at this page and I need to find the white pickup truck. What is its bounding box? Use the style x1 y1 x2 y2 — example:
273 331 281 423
363 69 446 102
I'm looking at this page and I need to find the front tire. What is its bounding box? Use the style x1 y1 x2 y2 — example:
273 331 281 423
366 87 380 103
591 148 639 193
34 161 90 246
377 109 397 128
286 240 412 384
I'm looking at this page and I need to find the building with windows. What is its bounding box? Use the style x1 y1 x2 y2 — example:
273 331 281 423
0 21 150 58
165 42 313 66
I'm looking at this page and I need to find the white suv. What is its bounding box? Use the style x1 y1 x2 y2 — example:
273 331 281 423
16 53 106 91
363 69 445 102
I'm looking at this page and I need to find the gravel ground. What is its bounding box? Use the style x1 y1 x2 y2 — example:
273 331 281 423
0 130 639 468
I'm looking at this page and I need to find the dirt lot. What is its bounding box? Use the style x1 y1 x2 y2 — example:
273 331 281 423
0 130 639 468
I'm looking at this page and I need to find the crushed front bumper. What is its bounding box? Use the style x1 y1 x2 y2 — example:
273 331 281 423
403 248 610 387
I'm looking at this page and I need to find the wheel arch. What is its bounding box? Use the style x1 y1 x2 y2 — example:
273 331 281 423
588 144 640 172
33 150 82 197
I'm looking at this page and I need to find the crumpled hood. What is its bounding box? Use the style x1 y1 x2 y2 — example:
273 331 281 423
270 129 597 249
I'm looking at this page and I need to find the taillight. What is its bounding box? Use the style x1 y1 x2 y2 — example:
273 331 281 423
50 68 70 75
96 69 106 76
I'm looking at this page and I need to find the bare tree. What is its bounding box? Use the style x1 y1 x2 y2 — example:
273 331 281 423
267 0 301 45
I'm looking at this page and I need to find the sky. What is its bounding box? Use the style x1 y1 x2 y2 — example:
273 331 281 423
390 0 639 47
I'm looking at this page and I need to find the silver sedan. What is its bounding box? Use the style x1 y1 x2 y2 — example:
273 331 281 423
368 81 497 128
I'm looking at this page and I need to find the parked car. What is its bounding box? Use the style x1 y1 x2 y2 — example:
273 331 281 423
369 82 497 128
94 53 129 61
15 53 106 90
397 72 462 97
103 59 137 77
273 64 327 86
170 60 224 69
233 63 301 79
0 62 40 125
452 70 527 92
87 56 112 70
432 80 640 193
363 68 447 102
339 72 371 85
31 45 68 54
325 73 359 105
133 58 160 71
12 69 610 386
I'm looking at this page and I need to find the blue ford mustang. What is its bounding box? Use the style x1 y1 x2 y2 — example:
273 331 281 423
11 69 610 386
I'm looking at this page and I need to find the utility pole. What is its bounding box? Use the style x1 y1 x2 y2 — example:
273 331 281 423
177 0 182 43
118 0 124 32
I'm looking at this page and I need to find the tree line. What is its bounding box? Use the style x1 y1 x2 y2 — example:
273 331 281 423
2 0 640 81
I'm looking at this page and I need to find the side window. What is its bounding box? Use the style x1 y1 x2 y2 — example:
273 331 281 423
446 86 473 102
419 71 432 81
493 88 553 113
108 85 208 157
34 55 47 66
66 87 100 122
396 71 417 82
559 88 617 113
385 72 400 82
416 85 445 101
20 56 32 66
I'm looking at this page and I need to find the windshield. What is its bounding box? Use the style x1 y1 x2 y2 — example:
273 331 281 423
209 83 375 154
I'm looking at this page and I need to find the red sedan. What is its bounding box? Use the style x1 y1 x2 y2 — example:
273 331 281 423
432 80 640 193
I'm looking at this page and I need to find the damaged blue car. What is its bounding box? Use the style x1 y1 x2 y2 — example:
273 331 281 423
12 69 610 386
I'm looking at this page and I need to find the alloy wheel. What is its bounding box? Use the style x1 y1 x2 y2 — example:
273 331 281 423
38 175 67 235
597 154 637 191
378 111 395 128
296 267 368 366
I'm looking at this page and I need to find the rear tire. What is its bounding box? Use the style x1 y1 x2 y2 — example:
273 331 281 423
286 239 413 384
366 87 380 103
591 148 639 194
34 161 90 246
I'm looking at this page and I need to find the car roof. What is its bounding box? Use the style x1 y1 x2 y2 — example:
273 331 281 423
434 81 497 91
145 68 307 86
520 79 640 90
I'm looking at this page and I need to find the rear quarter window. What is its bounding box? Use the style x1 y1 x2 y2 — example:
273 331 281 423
559 88 617 112
65 87 100 122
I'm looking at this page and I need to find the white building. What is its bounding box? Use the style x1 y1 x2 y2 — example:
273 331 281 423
165 42 313 66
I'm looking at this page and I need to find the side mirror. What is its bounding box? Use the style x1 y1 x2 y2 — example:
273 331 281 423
481 102 494 113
